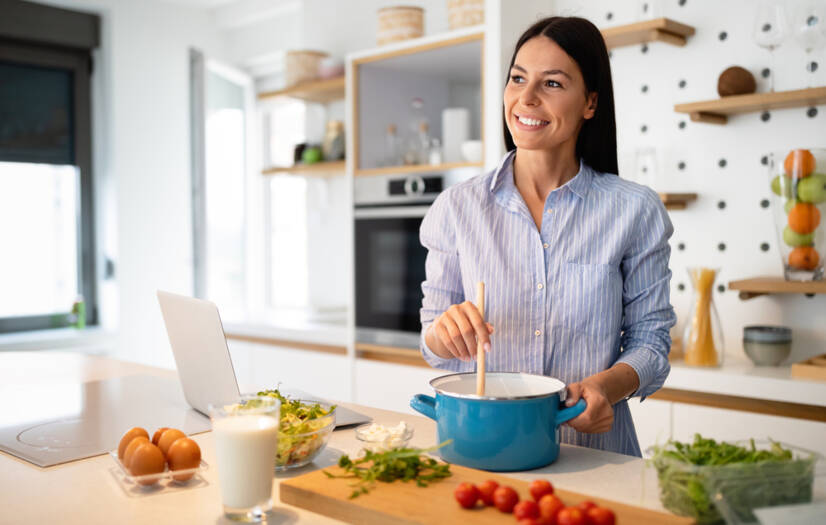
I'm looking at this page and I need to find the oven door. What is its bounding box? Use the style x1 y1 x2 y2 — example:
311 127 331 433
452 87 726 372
354 206 430 348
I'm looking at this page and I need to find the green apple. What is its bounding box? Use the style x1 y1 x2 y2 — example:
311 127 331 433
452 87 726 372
771 175 793 198
783 225 815 247
798 173 826 204
302 146 322 164
785 199 799 214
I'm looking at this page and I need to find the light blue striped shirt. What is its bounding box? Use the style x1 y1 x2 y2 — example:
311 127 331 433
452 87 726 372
419 150 676 457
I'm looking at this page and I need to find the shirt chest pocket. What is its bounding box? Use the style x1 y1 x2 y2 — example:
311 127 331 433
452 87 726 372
551 262 622 336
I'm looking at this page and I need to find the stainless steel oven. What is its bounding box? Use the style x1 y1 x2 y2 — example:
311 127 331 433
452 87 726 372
354 174 443 348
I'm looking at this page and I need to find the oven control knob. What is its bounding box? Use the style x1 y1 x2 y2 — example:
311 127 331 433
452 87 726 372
404 175 426 197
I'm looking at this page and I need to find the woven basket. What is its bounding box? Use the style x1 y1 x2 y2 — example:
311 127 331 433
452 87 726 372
447 0 483 29
377 6 424 45
285 50 328 87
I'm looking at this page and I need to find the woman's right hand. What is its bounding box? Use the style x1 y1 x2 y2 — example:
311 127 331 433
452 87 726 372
425 301 493 362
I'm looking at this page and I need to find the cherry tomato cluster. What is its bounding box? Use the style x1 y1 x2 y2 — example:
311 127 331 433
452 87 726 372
453 479 617 525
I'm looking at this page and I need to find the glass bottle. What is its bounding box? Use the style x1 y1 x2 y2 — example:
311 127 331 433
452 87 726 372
402 97 427 165
682 267 724 367
428 137 443 165
384 124 399 167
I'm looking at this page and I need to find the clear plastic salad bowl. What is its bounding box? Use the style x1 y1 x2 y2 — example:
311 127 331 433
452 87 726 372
274 401 336 471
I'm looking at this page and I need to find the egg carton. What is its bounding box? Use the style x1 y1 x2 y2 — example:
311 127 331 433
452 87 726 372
108 450 209 497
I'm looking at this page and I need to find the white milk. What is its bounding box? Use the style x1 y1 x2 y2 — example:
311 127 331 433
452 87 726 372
213 414 279 509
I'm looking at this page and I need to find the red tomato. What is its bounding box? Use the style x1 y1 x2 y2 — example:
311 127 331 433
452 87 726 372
557 506 586 525
514 500 540 520
586 507 616 525
492 485 519 513
477 479 499 506
453 482 479 509
518 519 541 525
529 479 555 501
576 500 597 514
538 494 565 524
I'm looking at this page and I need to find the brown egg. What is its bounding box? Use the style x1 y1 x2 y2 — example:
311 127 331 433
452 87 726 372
157 428 187 457
166 437 201 481
122 436 150 469
129 442 166 486
117 427 149 460
151 427 169 446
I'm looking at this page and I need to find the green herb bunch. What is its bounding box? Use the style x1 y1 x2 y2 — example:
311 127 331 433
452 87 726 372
650 434 815 524
324 441 453 498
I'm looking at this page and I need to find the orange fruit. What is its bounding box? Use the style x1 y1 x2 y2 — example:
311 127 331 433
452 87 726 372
787 203 821 234
788 246 820 271
784 149 815 178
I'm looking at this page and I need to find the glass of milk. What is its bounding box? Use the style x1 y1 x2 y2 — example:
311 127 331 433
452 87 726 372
209 395 281 522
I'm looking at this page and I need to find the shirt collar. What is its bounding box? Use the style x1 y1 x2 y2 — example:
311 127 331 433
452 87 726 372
490 150 592 202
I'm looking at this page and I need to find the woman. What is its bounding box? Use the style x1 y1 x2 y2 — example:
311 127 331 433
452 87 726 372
419 16 676 457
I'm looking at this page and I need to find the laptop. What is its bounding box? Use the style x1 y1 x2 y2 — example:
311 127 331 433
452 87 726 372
157 290 370 428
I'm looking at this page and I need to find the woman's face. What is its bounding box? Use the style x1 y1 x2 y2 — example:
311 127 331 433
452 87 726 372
503 36 597 152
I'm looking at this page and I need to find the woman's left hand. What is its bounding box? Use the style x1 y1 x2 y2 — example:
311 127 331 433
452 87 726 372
564 380 614 433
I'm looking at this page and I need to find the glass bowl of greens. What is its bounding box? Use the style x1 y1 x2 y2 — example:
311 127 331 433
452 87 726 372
257 390 336 471
648 434 819 525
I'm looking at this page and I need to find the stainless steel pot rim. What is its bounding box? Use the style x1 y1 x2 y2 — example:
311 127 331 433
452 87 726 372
428 371 567 401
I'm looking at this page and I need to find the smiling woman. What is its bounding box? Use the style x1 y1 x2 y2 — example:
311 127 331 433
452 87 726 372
419 17 676 457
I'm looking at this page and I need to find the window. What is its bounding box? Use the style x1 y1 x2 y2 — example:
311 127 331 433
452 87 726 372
0 34 97 332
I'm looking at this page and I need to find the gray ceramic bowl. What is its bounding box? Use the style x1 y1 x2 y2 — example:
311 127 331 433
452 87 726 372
743 326 792 366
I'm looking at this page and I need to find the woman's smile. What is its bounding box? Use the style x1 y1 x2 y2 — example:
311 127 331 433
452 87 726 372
514 113 550 130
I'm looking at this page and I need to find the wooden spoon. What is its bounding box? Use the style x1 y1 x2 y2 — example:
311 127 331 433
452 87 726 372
476 281 486 396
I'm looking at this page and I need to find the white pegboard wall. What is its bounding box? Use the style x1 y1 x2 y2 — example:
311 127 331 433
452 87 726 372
552 0 826 364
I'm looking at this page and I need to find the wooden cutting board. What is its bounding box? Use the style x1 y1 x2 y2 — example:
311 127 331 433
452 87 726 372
280 463 694 525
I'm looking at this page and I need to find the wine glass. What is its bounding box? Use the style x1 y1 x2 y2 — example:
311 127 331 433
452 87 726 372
752 1 789 92
792 1 826 87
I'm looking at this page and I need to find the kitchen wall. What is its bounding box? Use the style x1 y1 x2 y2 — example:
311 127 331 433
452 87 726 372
37 0 229 368
554 0 826 364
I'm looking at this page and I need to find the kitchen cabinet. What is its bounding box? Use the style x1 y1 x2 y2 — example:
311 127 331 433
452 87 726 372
227 339 350 402
353 359 443 415
350 29 484 176
671 403 826 458
628 398 673 455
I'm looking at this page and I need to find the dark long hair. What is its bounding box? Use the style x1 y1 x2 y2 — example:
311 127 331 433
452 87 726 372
503 16 618 175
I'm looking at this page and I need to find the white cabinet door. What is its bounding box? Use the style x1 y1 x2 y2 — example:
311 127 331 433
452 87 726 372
354 360 444 415
672 403 826 457
628 398 673 456
227 340 350 403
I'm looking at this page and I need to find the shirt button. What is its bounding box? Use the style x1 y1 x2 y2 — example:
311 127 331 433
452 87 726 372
534 329 542 336
537 283 544 290
546 209 553 214
543 243 549 249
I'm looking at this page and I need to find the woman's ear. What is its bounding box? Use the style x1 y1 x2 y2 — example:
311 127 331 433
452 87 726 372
584 92 598 120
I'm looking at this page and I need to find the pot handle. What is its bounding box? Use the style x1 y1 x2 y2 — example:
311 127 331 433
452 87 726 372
410 394 436 420
555 399 587 427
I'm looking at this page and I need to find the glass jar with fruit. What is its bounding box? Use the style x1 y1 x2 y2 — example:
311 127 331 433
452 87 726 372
768 148 826 281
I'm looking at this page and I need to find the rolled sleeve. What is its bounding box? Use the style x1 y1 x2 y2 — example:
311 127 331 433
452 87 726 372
617 189 677 400
419 193 465 371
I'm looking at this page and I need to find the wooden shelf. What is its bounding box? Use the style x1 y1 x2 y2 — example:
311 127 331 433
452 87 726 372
674 86 826 125
262 160 345 177
355 161 483 177
257 76 345 104
728 276 826 300
660 193 697 210
602 18 695 49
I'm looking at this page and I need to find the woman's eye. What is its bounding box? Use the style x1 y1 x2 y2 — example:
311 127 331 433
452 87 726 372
545 80 561 88
510 75 524 83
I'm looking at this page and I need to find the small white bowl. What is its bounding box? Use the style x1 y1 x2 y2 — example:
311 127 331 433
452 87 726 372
460 140 483 163
354 423 414 453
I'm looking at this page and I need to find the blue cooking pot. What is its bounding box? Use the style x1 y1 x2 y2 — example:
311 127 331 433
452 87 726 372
410 372 586 472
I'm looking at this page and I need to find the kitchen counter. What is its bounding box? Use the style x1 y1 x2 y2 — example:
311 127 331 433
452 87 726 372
665 358 826 409
0 351 670 524
223 312 348 349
